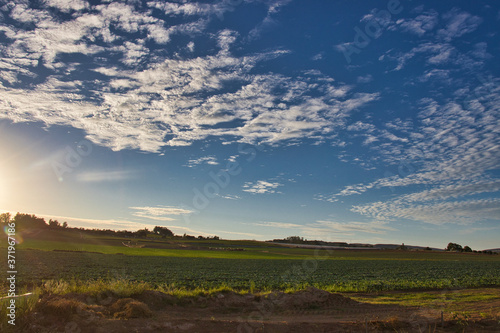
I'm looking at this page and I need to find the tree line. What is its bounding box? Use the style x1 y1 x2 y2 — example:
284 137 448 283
0 212 219 240
446 242 497 255
271 236 370 247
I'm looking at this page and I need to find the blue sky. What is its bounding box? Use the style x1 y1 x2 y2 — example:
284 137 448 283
0 0 499 249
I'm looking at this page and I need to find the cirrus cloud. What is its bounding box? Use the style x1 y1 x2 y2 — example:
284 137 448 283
130 206 193 221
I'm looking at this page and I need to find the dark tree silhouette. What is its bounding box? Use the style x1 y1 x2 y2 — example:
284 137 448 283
153 226 174 237
135 228 149 238
48 219 61 228
12 213 47 230
446 242 463 252
285 236 304 243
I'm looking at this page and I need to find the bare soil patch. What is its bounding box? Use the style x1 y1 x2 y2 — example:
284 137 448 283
20 287 500 332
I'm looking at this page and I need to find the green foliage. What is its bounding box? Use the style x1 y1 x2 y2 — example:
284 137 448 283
451 311 471 329
10 213 47 230
134 229 149 238
41 278 151 297
2 249 500 293
285 236 304 243
48 219 61 228
0 287 40 332
0 212 11 224
446 242 463 252
153 226 174 237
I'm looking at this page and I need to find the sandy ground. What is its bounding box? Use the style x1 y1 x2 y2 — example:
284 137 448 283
19 287 500 332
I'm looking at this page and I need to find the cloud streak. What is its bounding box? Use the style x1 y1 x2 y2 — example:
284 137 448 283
77 170 136 182
186 156 219 167
352 198 500 225
36 214 153 231
255 220 396 237
130 206 193 221
243 180 283 194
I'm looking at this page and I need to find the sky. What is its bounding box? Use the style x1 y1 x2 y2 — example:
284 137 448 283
0 0 499 250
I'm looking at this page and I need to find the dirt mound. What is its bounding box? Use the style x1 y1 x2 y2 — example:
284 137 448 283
131 290 178 310
204 291 256 311
32 288 357 321
188 287 361 314
20 288 500 333
36 296 87 319
110 298 152 319
265 287 359 310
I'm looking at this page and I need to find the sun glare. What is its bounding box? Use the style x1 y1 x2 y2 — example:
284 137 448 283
0 177 6 205
0 166 11 207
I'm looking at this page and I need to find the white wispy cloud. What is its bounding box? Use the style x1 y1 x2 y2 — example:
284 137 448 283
396 9 438 36
243 180 283 194
36 214 153 231
254 221 303 229
130 206 193 221
392 42 455 71
458 226 500 235
318 73 500 228
227 155 238 163
0 1 378 153
186 156 219 167
380 8 485 73
352 198 500 225
247 0 292 41
399 181 500 203
437 8 482 41
310 220 396 235
76 170 136 182
215 193 241 200
254 220 396 236
45 0 88 12
357 74 373 84
213 230 264 238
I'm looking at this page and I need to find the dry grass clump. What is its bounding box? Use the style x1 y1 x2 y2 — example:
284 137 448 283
111 298 152 319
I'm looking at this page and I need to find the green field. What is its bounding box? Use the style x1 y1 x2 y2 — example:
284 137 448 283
2 229 500 294
4 248 500 293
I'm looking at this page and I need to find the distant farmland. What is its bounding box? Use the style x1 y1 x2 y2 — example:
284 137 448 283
2 229 500 293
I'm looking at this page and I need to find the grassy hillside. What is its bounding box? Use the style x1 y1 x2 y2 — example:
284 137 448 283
4 228 496 260
1 229 500 295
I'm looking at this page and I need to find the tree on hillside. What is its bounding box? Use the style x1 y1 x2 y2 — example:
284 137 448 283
0 212 11 224
285 236 304 243
153 226 174 237
48 219 61 228
135 228 149 238
463 245 472 252
446 242 463 252
12 213 47 230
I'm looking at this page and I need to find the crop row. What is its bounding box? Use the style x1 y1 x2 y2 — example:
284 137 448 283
2 249 500 293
